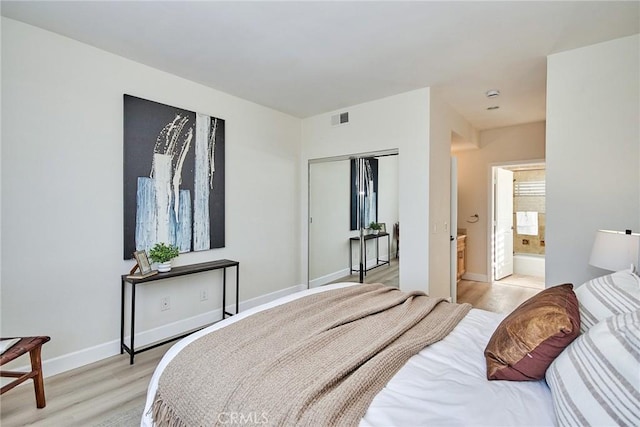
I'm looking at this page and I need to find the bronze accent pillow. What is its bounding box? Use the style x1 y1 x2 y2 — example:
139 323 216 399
484 283 580 381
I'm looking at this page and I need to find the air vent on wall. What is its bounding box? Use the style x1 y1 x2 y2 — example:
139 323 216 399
331 112 349 126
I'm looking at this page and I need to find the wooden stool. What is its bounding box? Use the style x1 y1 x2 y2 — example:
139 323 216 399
1 336 51 408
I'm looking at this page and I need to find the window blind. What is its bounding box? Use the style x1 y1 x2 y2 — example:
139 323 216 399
514 181 545 196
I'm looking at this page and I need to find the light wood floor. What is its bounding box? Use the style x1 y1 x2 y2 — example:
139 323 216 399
0 342 172 426
1 260 540 426
330 257 400 288
332 258 540 313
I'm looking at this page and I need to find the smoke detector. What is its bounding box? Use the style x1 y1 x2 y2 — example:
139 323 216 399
485 89 500 98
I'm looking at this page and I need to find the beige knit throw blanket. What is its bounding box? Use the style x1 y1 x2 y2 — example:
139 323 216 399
152 283 471 426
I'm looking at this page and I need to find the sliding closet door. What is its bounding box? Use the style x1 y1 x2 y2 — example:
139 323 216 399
308 150 398 288
308 160 351 287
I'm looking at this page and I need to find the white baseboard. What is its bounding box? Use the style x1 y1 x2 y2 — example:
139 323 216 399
239 283 307 311
40 339 122 379
33 283 307 379
310 250 392 289
461 272 489 282
309 268 350 288
310 255 392 289
123 310 223 348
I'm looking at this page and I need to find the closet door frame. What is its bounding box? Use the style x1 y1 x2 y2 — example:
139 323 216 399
308 149 398 287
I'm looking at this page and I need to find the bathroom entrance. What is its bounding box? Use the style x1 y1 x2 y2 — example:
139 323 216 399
491 163 545 289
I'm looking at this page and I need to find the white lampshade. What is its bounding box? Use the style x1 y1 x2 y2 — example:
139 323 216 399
589 230 640 272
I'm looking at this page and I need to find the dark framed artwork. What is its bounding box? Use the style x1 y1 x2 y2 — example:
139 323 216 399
350 158 378 230
123 95 225 259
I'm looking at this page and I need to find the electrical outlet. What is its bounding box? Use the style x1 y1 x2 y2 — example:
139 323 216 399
161 296 170 311
200 289 208 302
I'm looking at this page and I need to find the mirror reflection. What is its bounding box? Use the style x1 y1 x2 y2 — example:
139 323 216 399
309 153 399 288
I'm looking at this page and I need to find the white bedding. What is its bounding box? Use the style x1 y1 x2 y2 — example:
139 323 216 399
142 283 555 426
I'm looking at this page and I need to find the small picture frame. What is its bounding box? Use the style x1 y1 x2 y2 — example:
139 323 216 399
379 223 386 233
133 250 152 275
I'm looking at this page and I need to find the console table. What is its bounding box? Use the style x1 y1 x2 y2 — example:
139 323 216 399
120 259 239 364
349 232 390 275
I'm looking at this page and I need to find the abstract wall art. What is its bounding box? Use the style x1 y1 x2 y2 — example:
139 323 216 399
123 95 225 259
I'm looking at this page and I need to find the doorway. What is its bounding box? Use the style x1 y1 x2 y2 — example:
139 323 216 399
490 163 546 290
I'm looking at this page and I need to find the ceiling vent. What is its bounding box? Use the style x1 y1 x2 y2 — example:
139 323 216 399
331 112 349 126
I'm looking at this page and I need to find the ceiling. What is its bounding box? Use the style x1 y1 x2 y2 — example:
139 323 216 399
2 1 638 130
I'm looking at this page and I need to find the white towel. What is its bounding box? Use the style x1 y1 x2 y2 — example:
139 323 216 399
516 211 538 236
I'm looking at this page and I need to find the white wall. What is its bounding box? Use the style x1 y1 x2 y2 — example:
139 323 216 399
1 18 302 375
429 90 479 297
301 90 475 298
455 121 546 282
301 90 431 294
546 34 640 286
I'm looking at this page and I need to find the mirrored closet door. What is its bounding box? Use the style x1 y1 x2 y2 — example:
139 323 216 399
308 150 399 288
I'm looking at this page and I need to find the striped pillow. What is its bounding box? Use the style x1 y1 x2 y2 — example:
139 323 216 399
574 269 640 333
545 310 640 426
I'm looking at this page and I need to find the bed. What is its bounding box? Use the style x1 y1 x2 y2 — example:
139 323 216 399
141 271 640 427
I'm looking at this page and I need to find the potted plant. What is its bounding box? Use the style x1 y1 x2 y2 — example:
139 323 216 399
369 221 382 235
148 242 179 272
